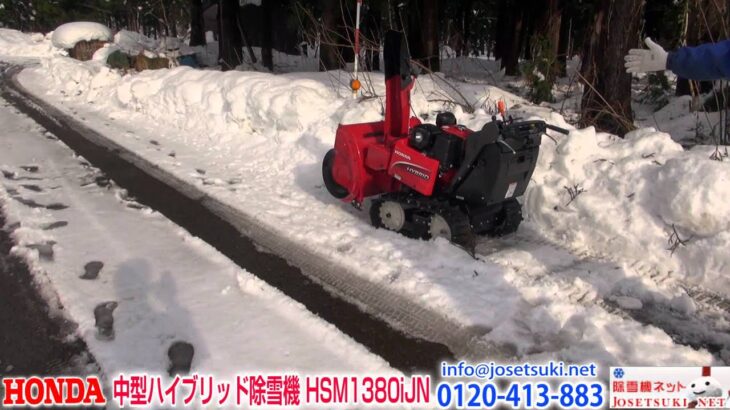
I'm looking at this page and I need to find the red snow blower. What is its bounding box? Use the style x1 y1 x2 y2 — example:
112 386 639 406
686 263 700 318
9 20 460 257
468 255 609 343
322 30 568 249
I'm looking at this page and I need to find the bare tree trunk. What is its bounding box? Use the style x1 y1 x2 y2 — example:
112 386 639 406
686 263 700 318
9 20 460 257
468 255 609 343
219 0 243 71
494 0 509 60
536 0 562 59
520 1 538 61
407 1 424 62
261 0 274 71
462 0 473 56
128 5 139 32
529 0 562 81
190 0 206 46
501 2 527 75
421 0 440 71
239 6 258 66
320 0 345 71
580 0 645 137
557 8 571 76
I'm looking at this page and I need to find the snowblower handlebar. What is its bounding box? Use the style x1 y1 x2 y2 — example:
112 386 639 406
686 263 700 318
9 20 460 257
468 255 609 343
496 120 570 140
493 117 570 137
545 123 570 135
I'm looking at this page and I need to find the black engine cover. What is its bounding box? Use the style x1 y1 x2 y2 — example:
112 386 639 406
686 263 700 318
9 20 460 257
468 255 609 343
450 121 542 206
430 133 463 172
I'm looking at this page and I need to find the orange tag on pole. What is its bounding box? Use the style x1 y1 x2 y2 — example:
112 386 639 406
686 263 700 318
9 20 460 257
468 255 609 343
350 78 361 92
497 100 507 117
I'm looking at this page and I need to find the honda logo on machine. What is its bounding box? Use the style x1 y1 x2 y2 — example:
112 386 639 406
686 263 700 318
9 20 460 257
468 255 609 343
609 366 730 408
393 150 411 160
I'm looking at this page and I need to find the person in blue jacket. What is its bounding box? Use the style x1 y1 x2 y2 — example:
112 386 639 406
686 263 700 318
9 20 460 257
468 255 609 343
625 37 730 80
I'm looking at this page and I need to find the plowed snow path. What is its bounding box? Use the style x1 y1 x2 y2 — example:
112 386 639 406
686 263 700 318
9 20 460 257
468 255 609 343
12 64 723 369
0 94 394 383
476 231 730 361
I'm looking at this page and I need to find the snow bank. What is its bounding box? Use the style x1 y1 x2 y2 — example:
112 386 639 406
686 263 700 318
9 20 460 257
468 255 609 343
51 22 111 49
0 29 59 58
19 56 730 366
113 30 158 55
526 125 730 290
654 157 730 236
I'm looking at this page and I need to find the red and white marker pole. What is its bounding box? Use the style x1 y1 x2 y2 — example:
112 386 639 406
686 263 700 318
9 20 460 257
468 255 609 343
351 0 363 97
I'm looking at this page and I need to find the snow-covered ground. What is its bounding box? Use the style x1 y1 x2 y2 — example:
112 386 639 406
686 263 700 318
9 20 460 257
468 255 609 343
0 96 393 389
1 28 729 372
0 29 60 61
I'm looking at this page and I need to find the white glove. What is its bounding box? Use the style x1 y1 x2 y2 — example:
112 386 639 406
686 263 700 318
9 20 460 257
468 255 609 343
624 38 668 74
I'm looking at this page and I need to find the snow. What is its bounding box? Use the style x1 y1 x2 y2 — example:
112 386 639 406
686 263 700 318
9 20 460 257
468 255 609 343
0 29 60 59
654 157 730 236
91 43 121 62
113 30 161 56
13 54 730 369
526 125 730 292
0 97 393 385
51 22 111 49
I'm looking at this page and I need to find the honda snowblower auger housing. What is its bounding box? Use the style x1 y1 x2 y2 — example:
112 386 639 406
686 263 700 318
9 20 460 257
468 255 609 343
322 30 568 249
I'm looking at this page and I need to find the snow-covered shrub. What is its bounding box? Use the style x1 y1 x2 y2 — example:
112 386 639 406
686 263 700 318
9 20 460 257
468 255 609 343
51 22 112 61
51 22 111 49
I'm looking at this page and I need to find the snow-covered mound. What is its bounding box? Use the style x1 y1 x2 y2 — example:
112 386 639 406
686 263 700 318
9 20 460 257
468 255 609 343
18 56 730 366
91 43 121 62
0 29 59 58
51 22 111 49
32 56 730 294
113 30 159 55
526 126 730 291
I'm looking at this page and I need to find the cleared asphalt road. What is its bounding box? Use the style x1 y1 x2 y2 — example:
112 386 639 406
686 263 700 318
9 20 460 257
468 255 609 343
0 213 93 376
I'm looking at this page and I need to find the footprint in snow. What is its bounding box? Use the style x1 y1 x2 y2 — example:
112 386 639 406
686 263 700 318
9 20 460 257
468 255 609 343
149 140 160 146
80 261 104 280
94 176 111 188
12 196 68 211
20 184 43 193
41 221 68 230
3 172 41 181
94 302 118 341
13 196 45 208
167 341 194 376
20 165 39 173
26 241 55 261
46 203 69 211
